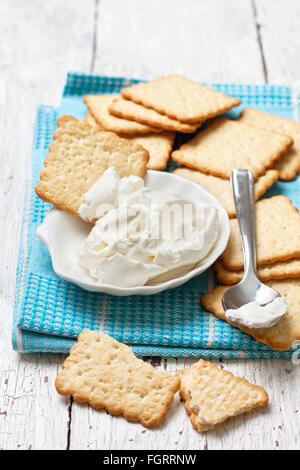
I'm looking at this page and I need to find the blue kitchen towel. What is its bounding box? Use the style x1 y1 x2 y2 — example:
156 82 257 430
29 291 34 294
12 72 300 357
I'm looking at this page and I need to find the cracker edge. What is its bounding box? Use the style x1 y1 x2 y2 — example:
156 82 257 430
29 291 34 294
35 115 150 216
177 363 268 432
55 330 180 428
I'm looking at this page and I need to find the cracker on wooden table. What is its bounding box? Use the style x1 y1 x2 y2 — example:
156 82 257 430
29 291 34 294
84 112 174 170
201 279 300 350
214 258 300 284
221 196 300 270
35 115 149 216
55 330 180 428
121 75 240 123
109 97 201 133
83 94 161 135
173 167 279 217
172 118 293 181
238 107 300 181
178 359 268 432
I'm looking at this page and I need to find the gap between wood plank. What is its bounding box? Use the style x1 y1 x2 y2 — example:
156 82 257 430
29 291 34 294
251 0 268 82
90 0 100 73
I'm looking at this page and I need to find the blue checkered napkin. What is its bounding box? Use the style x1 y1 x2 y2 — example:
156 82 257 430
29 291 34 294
12 73 300 357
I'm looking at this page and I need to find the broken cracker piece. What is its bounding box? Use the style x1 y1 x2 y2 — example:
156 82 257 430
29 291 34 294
172 118 293 181
179 359 268 432
35 115 149 216
55 330 180 428
121 75 240 123
84 94 161 135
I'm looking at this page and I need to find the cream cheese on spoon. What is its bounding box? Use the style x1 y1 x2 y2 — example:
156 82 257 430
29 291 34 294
225 296 287 329
78 168 220 288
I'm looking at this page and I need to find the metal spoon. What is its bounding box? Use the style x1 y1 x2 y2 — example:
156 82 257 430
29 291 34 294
222 169 287 329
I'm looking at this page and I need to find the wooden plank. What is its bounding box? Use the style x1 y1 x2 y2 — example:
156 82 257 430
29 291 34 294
255 0 300 84
93 0 265 83
0 0 94 450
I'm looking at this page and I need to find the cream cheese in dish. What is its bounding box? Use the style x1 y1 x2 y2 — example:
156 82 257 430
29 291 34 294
225 297 287 329
78 168 220 288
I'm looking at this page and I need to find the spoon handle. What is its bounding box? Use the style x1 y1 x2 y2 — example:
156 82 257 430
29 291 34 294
230 169 257 278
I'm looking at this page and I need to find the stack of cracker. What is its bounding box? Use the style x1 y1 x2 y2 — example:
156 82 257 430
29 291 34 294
83 74 240 170
201 195 300 351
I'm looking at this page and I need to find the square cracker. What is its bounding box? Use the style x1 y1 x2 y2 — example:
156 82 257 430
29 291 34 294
55 330 180 428
221 196 300 270
172 118 293 180
238 107 300 181
121 75 240 123
201 279 300 350
35 115 149 216
173 167 279 217
85 112 174 170
109 97 201 133
84 94 161 135
178 359 268 432
214 258 300 284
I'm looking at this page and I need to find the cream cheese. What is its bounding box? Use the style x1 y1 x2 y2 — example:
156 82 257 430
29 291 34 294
78 168 220 288
225 297 287 329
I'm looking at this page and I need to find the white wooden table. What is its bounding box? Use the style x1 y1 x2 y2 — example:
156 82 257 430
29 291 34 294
1 0 300 450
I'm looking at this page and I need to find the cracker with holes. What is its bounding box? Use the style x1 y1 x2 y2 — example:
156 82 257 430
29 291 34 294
84 94 161 135
121 74 240 123
178 359 268 432
109 97 200 133
214 258 300 284
238 107 300 181
85 112 174 170
55 330 180 428
172 118 293 180
35 115 149 216
174 167 279 217
201 279 300 350
221 196 300 270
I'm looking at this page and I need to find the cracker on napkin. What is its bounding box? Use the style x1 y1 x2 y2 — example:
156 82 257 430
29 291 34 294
109 97 201 133
172 118 293 180
214 258 300 284
201 280 300 350
178 359 268 432
83 94 161 135
174 167 279 217
85 112 174 170
121 75 240 123
55 330 180 428
221 196 300 270
238 107 300 181
35 115 149 216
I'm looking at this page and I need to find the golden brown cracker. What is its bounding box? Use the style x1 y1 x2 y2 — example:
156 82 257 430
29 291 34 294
121 75 240 123
221 196 300 270
172 118 293 181
35 115 149 216
84 112 174 170
214 258 300 284
55 330 180 428
201 280 300 350
109 97 201 133
178 360 268 432
238 107 300 180
83 94 161 135
173 167 279 217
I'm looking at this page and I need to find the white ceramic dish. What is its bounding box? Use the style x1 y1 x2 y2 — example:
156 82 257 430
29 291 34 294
36 170 230 296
